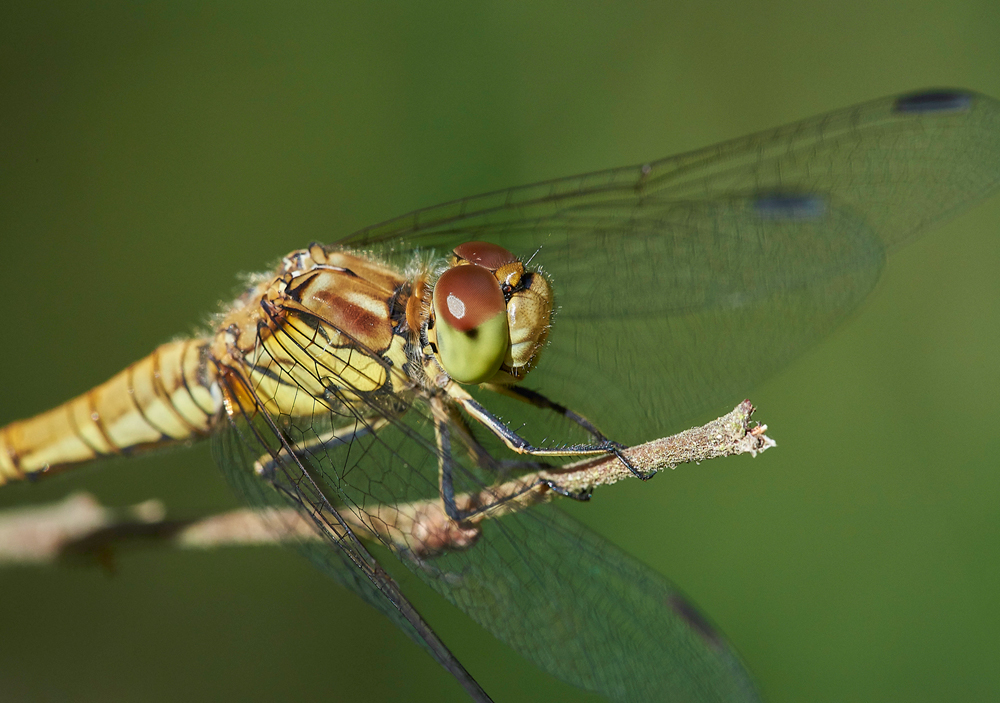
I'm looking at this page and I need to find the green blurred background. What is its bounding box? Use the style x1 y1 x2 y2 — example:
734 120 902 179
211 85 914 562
1 2 998 701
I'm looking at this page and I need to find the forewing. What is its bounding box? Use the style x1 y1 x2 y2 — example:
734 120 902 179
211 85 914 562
337 90 1000 440
344 90 999 253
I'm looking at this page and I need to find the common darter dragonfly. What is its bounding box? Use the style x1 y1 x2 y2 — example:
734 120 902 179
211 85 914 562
1 89 997 702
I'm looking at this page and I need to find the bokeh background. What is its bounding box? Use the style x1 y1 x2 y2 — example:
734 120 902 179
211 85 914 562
1 2 998 701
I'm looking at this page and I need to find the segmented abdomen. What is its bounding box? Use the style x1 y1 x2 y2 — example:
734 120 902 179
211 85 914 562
0 339 220 484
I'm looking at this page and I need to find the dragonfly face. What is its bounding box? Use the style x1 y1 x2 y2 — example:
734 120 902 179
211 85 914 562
2 88 998 703
428 240 553 385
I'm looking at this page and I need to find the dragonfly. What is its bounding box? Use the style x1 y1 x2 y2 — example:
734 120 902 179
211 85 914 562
1 88 998 703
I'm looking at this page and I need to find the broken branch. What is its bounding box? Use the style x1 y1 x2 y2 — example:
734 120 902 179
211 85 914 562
0 400 772 565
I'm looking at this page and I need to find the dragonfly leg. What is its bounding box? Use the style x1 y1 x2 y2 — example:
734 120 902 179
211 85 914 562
481 384 653 479
481 383 616 444
433 413 470 523
446 383 655 480
541 479 594 501
430 399 580 524
252 417 389 479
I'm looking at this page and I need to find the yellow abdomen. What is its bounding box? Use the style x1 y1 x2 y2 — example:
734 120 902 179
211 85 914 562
0 339 220 484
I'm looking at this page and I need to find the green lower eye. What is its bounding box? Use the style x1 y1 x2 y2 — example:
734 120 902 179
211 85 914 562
436 309 509 384
432 260 511 384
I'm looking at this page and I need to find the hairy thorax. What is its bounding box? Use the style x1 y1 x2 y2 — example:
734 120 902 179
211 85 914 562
210 246 428 420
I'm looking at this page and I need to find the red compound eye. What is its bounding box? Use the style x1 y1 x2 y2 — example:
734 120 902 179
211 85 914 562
434 265 506 333
453 241 518 271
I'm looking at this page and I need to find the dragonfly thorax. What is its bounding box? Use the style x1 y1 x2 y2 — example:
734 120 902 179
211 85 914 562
427 241 552 386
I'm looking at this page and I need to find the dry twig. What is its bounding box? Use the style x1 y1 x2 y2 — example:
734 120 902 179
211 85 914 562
0 400 772 566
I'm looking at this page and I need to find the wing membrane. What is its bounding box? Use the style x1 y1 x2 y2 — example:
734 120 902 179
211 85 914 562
212 90 1000 700
344 90 999 252
334 90 999 440
212 368 490 701
213 315 760 702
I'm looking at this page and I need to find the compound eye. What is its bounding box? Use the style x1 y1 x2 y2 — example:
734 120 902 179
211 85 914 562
453 241 518 271
432 265 509 384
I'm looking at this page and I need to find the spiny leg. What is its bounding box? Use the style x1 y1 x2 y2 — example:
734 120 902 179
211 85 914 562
482 383 653 480
482 383 616 444
253 416 389 479
431 397 591 525
448 382 653 480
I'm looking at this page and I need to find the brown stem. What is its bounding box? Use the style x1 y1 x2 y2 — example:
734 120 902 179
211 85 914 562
0 401 772 566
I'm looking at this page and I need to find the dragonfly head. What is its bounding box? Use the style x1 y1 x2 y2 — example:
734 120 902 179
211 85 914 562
428 241 552 385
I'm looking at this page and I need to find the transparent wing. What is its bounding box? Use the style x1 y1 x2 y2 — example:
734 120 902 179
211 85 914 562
211 90 999 701
337 89 1000 440
212 314 760 702
212 371 490 701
